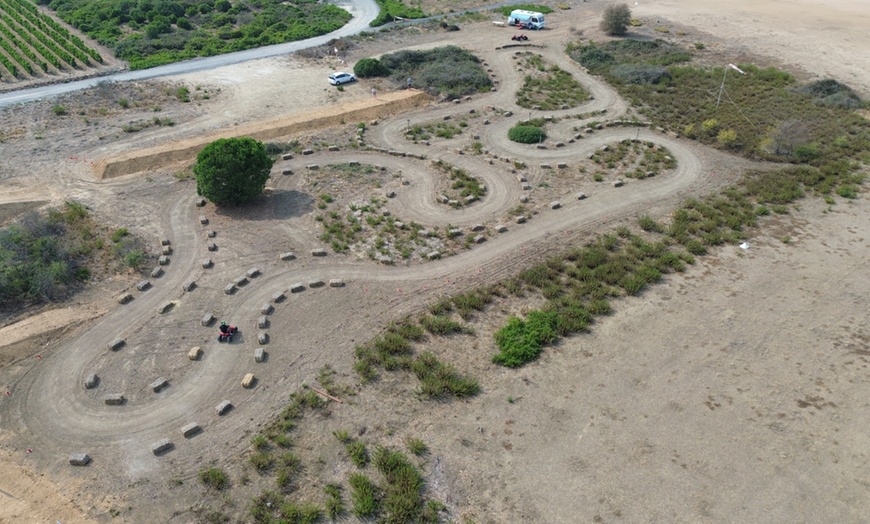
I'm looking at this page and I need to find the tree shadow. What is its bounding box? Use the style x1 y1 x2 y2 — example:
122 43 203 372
213 189 314 221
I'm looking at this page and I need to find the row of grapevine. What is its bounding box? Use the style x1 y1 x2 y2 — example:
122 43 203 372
0 0 104 81
0 37 25 76
0 50 18 76
2 0 101 64
0 19 40 74
0 14 68 70
1 9 78 68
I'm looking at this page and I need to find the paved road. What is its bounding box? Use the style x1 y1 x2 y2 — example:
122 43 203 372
0 0 379 109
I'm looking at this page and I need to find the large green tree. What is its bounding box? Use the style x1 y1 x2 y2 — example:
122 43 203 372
194 137 273 205
601 4 632 36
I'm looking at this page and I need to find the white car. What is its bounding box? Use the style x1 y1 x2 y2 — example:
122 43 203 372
328 72 356 85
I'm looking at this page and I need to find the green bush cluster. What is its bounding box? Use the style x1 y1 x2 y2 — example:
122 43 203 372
412 352 480 398
198 467 229 490
497 4 553 16
353 57 389 78
370 0 425 27
429 160 486 206
324 484 343 520
516 54 589 110
492 311 558 367
601 3 631 36
796 79 862 109
357 46 492 98
248 490 320 524
194 137 273 206
609 63 670 85
589 139 676 178
242 385 339 522
354 303 480 397
0 202 147 307
418 314 466 335
508 124 546 144
371 446 426 523
42 0 351 69
349 473 379 517
568 39 870 176
404 120 465 142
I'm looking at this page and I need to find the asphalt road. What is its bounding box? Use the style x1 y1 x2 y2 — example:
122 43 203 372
0 0 379 109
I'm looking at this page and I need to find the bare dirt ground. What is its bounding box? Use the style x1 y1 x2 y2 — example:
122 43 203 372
0 1 868 522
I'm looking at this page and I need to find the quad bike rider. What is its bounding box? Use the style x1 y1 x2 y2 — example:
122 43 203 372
218 321 238 342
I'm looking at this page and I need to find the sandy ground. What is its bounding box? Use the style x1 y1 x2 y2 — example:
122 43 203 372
636 0 870 96
0 0 868 522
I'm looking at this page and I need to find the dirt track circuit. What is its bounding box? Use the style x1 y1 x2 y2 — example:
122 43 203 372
1 23 763 522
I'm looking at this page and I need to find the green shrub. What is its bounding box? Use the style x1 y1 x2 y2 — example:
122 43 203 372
412 352 479 398
610 64 670 85
372 332 413 356
405 437 427 456
324 483 344 519
250 451 274 473
370 0 426 26
249 491 283 522
354 57 389 78
347 440 369 468
388 319 425 341
797 79 862 109
372 447 424 523
419 314 465 335
321 484 343 519
600 3 631 36
349 473 379 517
198 467 229 490
376 46 492 98
497 4 554 15
837 185 858 199
492 310 558 367
516 56 589 109
508 125 546 144
638 215 663 232
252 434 269 450
717 128 739 148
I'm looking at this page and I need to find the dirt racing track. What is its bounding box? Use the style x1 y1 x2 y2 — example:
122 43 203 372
1 40 723 487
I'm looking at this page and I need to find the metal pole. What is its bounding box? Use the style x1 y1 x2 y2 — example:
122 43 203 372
716 67 728 109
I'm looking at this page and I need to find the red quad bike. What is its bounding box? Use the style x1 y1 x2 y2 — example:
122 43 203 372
511 34 529 41
217 326 238 342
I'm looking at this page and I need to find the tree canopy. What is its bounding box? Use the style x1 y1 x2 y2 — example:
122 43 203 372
194 137 273 206
601 4 632 36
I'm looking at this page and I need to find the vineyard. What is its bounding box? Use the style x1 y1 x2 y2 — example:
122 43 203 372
0 0 102 81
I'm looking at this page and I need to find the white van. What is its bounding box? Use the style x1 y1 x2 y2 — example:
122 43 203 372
507 10 546 30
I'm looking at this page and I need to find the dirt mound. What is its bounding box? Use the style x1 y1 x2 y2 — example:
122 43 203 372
95 90 429 179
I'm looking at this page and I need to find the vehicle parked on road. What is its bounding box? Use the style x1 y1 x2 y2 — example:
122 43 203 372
507 10 546 30
328 72 356 85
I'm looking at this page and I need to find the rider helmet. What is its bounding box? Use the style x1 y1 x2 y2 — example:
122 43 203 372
221 321 227 326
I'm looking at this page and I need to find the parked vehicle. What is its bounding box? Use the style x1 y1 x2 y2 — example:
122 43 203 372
328 72 356 85
507 10 546 30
